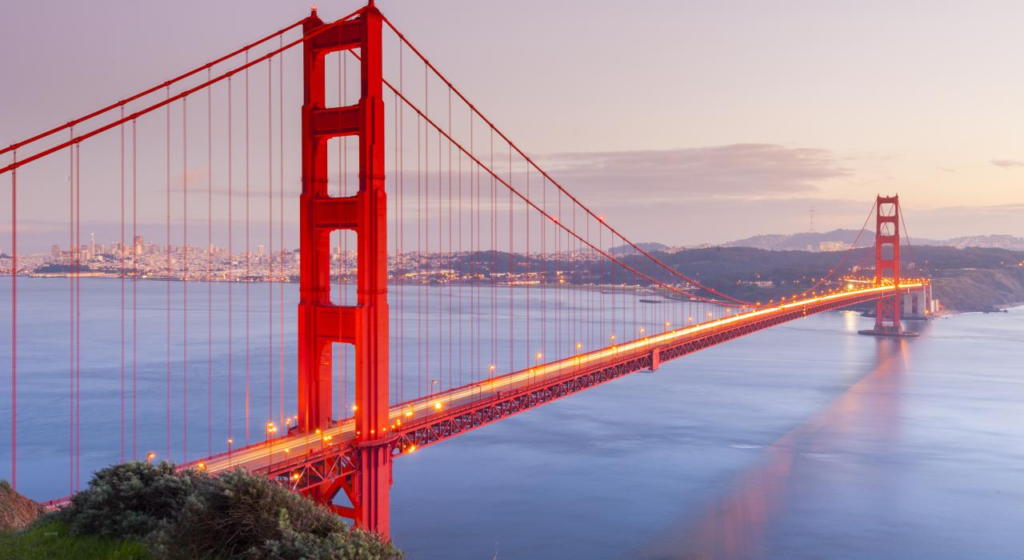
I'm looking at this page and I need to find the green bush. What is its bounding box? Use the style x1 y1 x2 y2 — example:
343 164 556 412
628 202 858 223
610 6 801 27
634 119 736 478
61 461 205 539
58 462 401 560
164 469 398 560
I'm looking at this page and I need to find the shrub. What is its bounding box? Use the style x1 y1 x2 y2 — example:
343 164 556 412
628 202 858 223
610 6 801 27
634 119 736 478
164 469 399 560
61 461 205 540
59 461 400 560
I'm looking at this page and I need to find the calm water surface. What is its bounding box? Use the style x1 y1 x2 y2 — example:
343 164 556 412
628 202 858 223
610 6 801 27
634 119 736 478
391 303 1024 559
1 279 1022 559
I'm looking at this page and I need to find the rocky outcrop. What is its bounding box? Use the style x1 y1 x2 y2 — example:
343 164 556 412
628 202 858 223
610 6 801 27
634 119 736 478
932 267 1024 312
0 480 44 532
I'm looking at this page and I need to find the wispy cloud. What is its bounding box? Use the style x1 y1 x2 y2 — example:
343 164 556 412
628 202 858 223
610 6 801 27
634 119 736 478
990 159 1024 169
538 144 849 205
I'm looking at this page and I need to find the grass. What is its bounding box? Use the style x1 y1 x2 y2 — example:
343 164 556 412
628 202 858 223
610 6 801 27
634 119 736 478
0 518 153 560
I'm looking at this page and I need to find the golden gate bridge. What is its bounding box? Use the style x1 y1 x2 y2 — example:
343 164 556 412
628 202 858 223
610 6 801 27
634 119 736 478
0 2 929 539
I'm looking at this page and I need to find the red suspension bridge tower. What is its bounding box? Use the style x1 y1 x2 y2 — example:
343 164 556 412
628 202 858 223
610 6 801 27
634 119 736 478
859 194 917 337
298 4 391 533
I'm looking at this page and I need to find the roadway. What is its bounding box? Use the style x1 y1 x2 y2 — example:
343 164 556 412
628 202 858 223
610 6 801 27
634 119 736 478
192 283 925 477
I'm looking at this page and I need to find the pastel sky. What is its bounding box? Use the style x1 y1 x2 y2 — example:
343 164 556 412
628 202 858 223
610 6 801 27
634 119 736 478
2 0 1022 248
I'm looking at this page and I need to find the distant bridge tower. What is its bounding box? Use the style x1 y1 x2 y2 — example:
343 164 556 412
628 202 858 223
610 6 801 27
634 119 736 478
297 5 391 536
860 194 917 337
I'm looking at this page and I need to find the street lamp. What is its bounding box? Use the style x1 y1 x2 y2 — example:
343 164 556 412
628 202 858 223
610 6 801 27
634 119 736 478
146 451 156 465
266 422 278 467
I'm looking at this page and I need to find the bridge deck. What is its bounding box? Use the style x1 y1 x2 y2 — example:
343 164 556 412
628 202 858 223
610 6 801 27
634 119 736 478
184 284 922 491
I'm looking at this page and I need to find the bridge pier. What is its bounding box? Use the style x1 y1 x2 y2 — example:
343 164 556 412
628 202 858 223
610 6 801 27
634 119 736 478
901 285 933 320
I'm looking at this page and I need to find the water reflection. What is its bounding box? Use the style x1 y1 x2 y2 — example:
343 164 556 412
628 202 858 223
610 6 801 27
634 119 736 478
644 336 915 560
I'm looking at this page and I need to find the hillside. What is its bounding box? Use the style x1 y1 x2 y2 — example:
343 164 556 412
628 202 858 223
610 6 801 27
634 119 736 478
629 245 1024 312
722 230 1024 252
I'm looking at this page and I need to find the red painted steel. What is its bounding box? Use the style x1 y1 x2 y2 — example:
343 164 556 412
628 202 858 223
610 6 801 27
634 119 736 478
297 5 392 536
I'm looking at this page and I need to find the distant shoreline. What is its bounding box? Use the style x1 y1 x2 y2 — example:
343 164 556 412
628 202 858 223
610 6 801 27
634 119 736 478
9 274 1024 315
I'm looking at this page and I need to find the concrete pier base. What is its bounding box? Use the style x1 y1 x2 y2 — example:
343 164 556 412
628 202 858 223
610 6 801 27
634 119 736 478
858 327 919 338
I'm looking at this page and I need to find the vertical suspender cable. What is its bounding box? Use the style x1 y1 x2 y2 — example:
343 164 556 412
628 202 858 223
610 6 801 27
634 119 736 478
166 87 172 463
208 69 214 457
68 136 74 492
395 43 403 403
120 108 126 464
268 58 274 429
227 76 234 448
278 37 285 429
493 127 497 376
10 150 16 489
132 121 138 460
541 174 546 365
416 114 422 399
448 89 453 392
436 126 442 390
398 42 404 403
424 67 429 397
525 161 530 371
183 97 189 462
245 51 251 446
276 36 284 429
457 125 463 386
507 148 512 373
75 142 81 489
394 71 400 403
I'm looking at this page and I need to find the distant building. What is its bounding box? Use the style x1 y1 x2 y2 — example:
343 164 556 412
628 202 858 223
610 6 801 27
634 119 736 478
818 241 850 252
